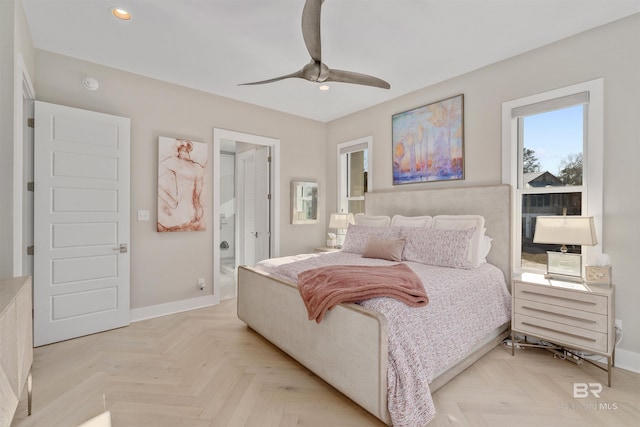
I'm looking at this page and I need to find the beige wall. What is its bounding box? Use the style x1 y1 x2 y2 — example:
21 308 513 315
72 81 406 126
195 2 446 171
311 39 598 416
3 0 638 364
34 50 326 309
326 14 640 360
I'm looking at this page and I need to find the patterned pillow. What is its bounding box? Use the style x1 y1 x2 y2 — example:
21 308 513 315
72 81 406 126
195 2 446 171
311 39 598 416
432 215 485 267
341 224 391 254
401 227 475 269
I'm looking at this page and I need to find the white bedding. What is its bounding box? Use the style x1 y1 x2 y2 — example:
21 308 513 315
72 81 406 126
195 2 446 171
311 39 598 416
255 251 512 426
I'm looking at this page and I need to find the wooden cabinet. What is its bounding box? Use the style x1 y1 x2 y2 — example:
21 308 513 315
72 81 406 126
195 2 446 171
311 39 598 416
511 273 615 386
0 276 33 426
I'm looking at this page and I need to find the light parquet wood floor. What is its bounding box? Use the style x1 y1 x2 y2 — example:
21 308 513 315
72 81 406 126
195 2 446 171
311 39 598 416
11 299 640 427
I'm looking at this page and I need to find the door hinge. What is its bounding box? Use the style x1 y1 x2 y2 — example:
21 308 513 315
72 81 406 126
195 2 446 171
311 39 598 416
267 193 271 200
27 118 34 128
27 245 34 255
27 182 34 192
267 156 272 163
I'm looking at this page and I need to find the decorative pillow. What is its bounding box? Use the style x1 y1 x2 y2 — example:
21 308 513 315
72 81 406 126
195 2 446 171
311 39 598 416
362 236 405 262
432 215 486 267
402 228 475 269
354 214 391 227
390 215 433 228
341 224 391 254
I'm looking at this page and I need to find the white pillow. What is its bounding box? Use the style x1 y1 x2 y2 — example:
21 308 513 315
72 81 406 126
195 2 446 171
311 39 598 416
390 215 433 228
354 214 391 226
480 234 493 264
432 215 485 268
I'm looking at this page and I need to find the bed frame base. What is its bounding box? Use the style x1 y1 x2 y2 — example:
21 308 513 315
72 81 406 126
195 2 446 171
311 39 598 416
238 266 508 426
237 185 512 425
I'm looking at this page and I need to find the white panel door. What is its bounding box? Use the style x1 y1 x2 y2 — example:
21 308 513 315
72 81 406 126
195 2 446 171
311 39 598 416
237 146 271 267
33 101 130 347
239 150 256 267
253 146 271 263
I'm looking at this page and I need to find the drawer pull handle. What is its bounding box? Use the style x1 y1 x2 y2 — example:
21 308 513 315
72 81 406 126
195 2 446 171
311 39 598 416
521 306 597 325
521 290 597 306
521 322 597 342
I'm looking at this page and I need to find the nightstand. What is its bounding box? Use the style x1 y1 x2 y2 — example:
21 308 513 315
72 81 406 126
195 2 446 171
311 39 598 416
314 246 340 253
511 273 615 386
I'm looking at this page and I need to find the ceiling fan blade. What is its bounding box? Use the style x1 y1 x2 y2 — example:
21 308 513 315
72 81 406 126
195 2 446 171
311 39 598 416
326 69 391 89
238 69 306 86
301 0 323 62
240 0 389 90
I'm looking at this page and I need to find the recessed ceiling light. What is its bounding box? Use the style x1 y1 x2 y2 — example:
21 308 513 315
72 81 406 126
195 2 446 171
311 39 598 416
319 85 330 91
82 77 99 91
111 8 132 21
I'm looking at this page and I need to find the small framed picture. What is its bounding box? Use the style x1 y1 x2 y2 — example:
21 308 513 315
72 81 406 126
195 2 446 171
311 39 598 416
547 251 582 278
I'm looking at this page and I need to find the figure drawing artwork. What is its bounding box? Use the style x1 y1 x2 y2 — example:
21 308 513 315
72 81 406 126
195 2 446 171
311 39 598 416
158 137 208 232
392 94 464 184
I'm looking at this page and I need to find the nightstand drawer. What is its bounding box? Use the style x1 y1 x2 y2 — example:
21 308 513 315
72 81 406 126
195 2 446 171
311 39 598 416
514 299 608 333
514 314 608 353
515 282 607 315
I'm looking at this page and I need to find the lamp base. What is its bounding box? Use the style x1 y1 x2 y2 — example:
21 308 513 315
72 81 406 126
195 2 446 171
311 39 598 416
546 251 582 280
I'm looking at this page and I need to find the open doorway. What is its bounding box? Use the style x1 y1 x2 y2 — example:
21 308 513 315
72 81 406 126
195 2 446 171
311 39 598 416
212 129 280 304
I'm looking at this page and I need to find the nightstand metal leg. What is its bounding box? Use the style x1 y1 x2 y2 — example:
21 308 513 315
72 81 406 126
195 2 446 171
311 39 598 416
511 330 515 356
27 367 32 415
612 346 616 367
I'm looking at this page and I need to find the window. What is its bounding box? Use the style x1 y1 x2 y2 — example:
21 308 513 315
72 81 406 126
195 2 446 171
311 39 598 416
337 137 372 215
502 80 603 273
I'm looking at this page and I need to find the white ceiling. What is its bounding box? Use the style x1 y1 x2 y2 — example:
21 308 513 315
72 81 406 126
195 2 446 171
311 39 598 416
21 0 640 122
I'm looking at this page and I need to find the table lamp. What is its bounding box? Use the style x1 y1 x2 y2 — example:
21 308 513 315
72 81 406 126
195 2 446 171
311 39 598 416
533 215 597 281
329 213 355 248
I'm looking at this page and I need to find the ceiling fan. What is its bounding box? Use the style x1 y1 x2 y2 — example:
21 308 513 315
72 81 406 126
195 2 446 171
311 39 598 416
239 0 390 89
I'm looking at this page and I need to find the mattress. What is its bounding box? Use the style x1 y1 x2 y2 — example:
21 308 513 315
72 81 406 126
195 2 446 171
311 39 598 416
254 251 512 426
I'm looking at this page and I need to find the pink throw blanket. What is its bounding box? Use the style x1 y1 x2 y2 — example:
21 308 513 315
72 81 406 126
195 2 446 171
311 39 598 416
297 263 428 323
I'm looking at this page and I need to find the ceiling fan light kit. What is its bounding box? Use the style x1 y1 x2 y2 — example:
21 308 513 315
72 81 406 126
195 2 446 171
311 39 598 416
240 0 389 90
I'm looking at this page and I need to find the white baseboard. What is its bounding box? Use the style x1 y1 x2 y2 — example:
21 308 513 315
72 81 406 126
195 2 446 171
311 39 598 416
615 347 640 374
130 298 640 374
130 295 217 323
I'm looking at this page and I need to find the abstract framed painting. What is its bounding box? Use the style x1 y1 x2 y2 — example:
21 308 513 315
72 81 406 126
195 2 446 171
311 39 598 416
392 94 464 185
157 136 208 232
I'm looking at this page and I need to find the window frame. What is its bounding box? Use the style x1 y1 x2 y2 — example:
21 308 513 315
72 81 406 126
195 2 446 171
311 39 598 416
502 79 604 274
336 136 372 215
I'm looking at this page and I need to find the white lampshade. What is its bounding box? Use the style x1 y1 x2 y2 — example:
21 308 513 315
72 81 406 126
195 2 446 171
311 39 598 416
533 216 598 246
329 213 355 230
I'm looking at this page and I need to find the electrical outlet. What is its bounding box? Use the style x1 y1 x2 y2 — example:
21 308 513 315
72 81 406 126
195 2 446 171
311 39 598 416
137 210 150 221
615 319 622 332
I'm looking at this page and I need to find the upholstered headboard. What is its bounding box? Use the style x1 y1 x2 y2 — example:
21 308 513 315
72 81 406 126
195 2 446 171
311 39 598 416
364 184 511 282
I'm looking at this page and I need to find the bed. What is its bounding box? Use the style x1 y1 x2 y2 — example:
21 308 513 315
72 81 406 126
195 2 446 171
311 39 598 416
237 184 512 426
